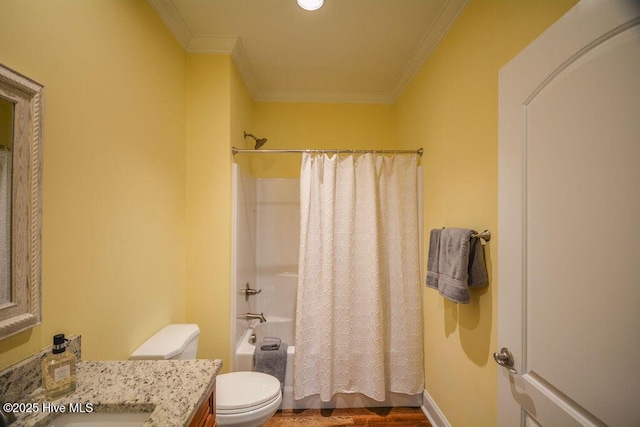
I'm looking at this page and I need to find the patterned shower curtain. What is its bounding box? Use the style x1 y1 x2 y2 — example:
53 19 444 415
294 152 424 402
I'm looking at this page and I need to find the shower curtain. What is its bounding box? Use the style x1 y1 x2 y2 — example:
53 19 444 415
294 152 424 402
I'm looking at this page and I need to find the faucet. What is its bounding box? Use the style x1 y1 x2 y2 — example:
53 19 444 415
239 312 267 323
0 401 16 426
241 283 262 302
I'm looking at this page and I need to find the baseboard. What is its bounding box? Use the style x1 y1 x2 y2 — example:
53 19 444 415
421 389 451 427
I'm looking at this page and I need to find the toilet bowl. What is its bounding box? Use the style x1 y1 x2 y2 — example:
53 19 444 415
216 371 282 427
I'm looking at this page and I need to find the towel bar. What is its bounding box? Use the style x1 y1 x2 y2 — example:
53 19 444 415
471 230 491 241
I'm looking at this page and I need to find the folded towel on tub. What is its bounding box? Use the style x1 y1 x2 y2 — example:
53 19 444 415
260 336 281 351
426 228 488 304
254 341 288 391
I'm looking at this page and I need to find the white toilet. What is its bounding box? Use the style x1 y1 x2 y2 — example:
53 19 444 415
130 324 200 360
215 371 282 427
130 324 281 427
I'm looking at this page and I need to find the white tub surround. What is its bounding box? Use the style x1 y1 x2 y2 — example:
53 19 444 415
231 167 300 372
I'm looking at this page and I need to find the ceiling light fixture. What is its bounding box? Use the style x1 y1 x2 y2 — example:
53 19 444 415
297 0 323 11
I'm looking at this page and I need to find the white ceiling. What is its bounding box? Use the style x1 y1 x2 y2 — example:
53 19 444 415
148 0 468 103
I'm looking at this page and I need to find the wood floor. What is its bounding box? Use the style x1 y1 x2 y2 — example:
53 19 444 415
263 407 432 426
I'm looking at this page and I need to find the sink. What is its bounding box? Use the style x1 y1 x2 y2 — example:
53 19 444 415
45 412 150 426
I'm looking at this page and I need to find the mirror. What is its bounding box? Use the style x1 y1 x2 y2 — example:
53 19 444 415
0 64 43 339
0 97 12 305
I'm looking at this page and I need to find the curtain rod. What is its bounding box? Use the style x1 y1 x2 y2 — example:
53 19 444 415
231 147 423 156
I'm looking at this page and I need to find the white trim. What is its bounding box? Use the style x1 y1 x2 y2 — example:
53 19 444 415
147 0 192 50
421 389 451 427
182 35 260 101
391 0 470 101
187 35 238 53
253 90 394 105
230 164 239 371
147 0 469 104
230 38 259 98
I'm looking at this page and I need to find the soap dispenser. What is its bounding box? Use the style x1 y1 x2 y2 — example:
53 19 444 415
42 334 76 399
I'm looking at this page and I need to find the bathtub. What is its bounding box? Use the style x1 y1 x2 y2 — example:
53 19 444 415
236 318 296 405
235 319 422 410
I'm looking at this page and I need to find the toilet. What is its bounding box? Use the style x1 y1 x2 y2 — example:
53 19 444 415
215 371 282 427
130 324 281 427
130 324 200 360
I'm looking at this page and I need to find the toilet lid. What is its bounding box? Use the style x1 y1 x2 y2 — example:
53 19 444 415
216 372 281 411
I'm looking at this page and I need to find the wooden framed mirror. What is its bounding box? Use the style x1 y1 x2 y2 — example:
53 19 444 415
0 64 43 339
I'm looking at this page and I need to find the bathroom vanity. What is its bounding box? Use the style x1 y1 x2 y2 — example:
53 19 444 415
11 360 220 426
189 384 216 427
0 336 221 426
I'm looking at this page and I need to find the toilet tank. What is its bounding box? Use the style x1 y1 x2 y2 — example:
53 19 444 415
130 324 200 360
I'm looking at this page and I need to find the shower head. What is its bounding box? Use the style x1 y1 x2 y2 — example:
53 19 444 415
244 132 268 150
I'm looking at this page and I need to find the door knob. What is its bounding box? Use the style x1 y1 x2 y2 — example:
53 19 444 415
493 347 517 374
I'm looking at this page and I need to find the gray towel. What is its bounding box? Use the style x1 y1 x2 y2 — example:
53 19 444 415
253 342 288 391
426 228 488 304
260 336 281 351
426 228 442 289
468 233 489 288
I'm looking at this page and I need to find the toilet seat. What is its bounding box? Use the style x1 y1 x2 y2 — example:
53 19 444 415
216 372 281 414
216 393 281 415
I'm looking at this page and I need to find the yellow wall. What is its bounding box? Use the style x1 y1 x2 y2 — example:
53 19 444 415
231 62 254 151
0 2 581 422
0 0 187 368
185 54 231 367
394 0 578 425
184 55 253 370
250 102 395 177
230 61 255 177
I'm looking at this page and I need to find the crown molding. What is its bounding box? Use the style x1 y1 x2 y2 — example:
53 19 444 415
390 0 470 101
188 35 238 53
149 0 469 104
186 36 260 97
147 0 192 50
229 38 259 97
253 90 394 105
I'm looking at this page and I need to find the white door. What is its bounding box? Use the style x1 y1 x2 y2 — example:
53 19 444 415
497 1 640 426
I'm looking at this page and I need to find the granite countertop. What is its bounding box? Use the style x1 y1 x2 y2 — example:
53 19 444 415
13 359 222 427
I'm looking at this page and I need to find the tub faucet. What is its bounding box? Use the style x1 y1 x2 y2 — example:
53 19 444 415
241 283 262 301
239 312 266 323
0 401 16 426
